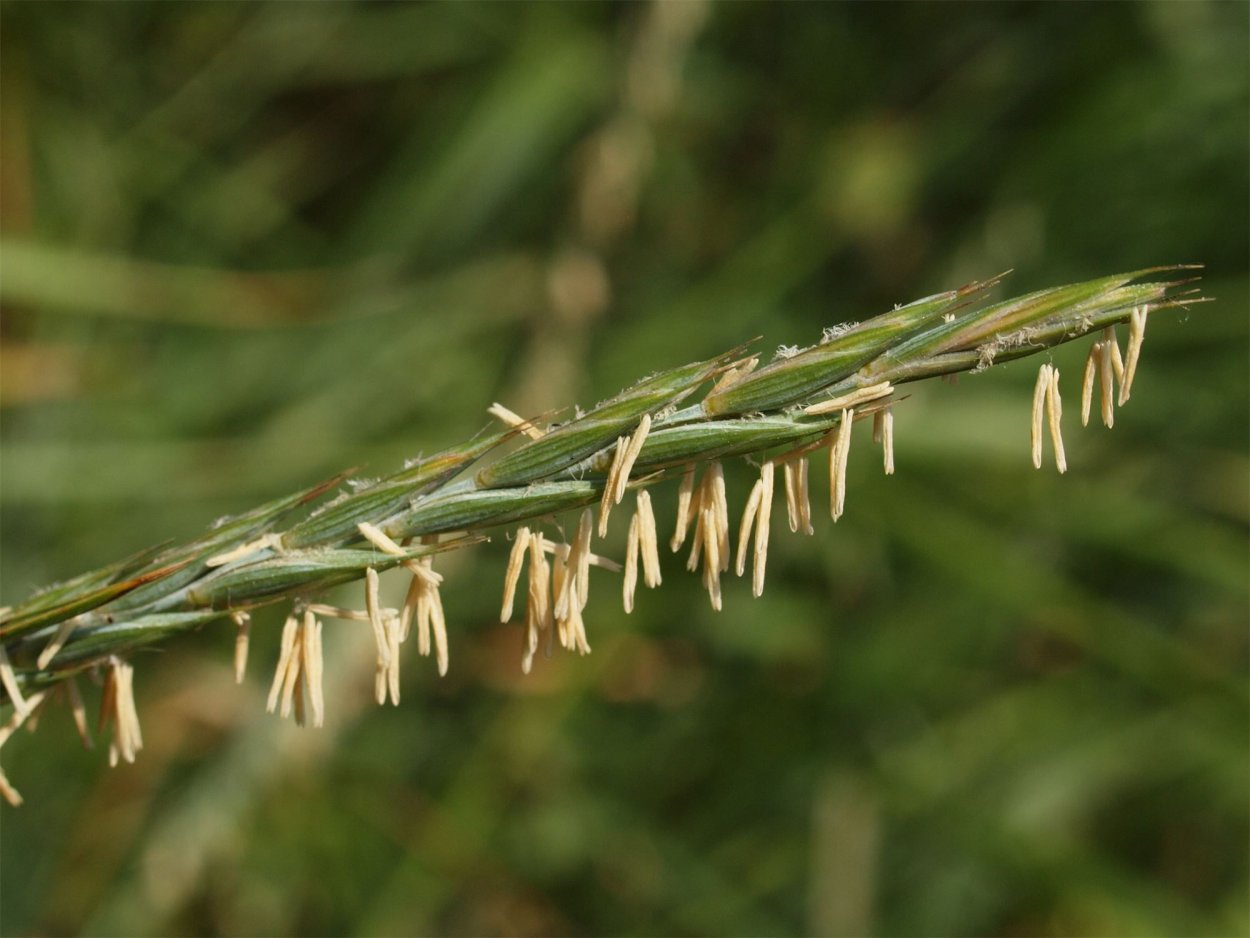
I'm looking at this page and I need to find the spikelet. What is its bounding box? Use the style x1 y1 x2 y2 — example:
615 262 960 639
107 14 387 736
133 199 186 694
0 268 1197 793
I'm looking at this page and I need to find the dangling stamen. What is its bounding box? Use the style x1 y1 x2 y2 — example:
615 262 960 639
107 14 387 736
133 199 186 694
613 414 651 506
1120 305 1148 404
0 690 49 806
101 657 142 766
566 587 591 656
753 461 775 598
500 526 531 623
375 611 402 706
798 455 813 534
707 462 730 569
551 543 572 649
0 769 22 807
0 644 30 720
709 356 759 396
1031 364 1049 469
205 533 281 568
636 490 662 588
598 435 630 538
231 611 251 683
572 508 594 610
783 457 799 532
429 585 449 677
1103 326 1125 387
267 614 299 716
787 455 814 535
301 610 326 725
700 503 722 611
623 512 641 614
487 402 546 439
882 408 895 475
364 568 391 671
522 534 550 673
804 380 893 415
830 407 854 521
356 523 443 586
1046 366 1067 474
735 480 764 578
671 465 698 551
1099 342 1115 428
1081 344 1098 427
37 617 78 670
686 462 729 610
279 619 306 723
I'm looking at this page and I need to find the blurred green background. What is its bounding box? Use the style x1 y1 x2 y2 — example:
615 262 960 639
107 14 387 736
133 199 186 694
1 3 1247 935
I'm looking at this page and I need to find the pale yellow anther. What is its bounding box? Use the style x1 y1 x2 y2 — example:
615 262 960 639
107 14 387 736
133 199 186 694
551 544 573 649
0 645 30 720
500 527 531 623
205 533 281 568
636 490 662 588
553 542 574 624
700 504 723 611
573 508 594 609
1046 366 1067 474
709 356 759 396
1099 342 1115 428
0 768 22 807
1103 326 1125 386
278 620 305 721
598 435 629 537
671 465 697 551
1081 344 1098 427
357 522 442 585
522 534 551 673
365 568 390 669
430 588 449 677
614 414 651 505
37 617 79 670
830 407 854 521
784 455 814 535
804 381 893 416
487 402 546 439
735 480 764 578
102 657 142 766
707 462 730 568
302 610 326 725
0 688 49 803
357 522 407 557
683 462 729 609
1031 364 1049 469
1120 305 1148 405
267 615 297 715
882 409 895 475
783 458 799 533
231 611 251 684
623 513 641 614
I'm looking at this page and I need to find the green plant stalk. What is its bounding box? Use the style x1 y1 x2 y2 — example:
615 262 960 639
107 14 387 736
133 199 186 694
0 268 1203 703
